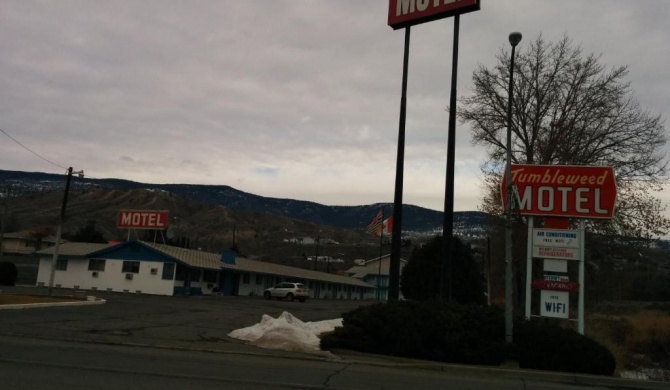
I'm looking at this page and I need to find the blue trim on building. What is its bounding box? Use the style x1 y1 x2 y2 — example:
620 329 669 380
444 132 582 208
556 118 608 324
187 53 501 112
89 241 172 263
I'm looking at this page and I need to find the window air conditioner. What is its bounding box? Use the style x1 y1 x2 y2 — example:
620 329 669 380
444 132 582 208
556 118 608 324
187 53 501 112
125 273 134 280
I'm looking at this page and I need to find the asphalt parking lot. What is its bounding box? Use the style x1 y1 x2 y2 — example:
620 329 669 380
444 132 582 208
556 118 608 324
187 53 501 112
0 286 374 357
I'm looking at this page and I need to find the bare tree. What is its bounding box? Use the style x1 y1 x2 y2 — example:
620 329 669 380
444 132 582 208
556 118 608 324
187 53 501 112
460 35 669 240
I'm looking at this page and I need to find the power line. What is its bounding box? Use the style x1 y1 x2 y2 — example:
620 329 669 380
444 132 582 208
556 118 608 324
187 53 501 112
0 127 68 170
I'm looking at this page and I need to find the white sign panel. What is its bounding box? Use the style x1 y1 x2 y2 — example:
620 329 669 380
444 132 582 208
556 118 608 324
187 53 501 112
533 229 581 248
544 259 568 272
540 290 570 319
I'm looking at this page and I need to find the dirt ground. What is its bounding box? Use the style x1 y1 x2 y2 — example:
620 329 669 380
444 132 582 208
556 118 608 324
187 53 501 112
0 294 83 305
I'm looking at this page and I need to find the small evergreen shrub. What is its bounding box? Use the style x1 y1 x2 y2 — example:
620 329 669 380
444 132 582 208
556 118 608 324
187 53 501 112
321 300 616 376
514 320 616 376
321 300 506 365
0 261 18 286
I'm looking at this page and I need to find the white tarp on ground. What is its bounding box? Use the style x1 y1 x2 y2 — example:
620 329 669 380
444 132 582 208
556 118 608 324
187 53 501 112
228 311 342 356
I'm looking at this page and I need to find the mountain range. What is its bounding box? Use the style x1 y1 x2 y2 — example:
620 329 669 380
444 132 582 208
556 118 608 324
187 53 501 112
0 169 492 235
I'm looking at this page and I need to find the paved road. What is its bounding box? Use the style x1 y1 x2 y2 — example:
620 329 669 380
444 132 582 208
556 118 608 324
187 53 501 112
0 286 666 389
1 335 650 390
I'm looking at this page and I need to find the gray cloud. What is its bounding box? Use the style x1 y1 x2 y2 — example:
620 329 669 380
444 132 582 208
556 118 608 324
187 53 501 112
0 0 668 219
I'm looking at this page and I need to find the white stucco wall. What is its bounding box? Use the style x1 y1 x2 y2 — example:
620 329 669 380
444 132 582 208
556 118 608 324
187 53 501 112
37 257 175 296
36 257 372 299
236 272 268 297
184 275 218 295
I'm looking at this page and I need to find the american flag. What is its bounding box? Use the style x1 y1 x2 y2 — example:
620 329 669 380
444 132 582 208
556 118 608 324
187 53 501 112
366 209 384 235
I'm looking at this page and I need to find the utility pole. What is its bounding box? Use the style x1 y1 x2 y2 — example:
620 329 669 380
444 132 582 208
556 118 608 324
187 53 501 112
48 167 83 296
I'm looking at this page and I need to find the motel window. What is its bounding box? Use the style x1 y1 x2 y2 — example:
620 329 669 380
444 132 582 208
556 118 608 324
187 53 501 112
162 263 175 280
175 264 187 281
255 274 263 285
122 261 140 274
190 269 201 282
203 270 218 283
88 259 106 272
55 259 68 271
242 273 250 284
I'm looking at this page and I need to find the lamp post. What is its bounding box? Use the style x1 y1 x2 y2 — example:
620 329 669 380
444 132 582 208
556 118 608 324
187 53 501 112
48 167 84 296
505 31 522 343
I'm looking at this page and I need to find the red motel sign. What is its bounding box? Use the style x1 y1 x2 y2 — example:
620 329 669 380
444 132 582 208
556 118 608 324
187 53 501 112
388 0 480 30
501 165 617 219
117 210 169 229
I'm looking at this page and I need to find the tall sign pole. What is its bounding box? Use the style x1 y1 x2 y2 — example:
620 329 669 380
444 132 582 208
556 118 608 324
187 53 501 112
389 26 410 301
441 14 460 302
388 0 481 302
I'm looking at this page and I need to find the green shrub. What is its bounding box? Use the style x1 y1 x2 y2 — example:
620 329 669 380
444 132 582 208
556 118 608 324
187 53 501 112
321 300 616 376
0 261 18 286
401 235 486 305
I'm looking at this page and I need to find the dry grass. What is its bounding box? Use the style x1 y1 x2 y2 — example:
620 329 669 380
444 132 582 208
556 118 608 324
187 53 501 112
587 306 670 375
624 310 670 349
0 295 82 305
586 315 629 373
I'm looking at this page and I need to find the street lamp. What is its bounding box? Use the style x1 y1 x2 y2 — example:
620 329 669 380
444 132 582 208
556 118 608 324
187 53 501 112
505 31 521 343
48 167 84 296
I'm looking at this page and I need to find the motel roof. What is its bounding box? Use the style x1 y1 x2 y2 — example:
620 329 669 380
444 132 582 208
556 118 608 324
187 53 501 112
36 240 373 288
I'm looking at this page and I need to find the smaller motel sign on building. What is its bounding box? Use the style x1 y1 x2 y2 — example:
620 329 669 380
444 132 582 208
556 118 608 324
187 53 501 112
117 210 169 229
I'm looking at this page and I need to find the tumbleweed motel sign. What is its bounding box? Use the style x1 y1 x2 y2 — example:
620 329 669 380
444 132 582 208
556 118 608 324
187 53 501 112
501 165 617 334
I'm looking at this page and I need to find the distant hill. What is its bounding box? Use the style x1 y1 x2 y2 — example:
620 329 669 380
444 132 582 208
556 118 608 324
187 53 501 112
0 169 493 234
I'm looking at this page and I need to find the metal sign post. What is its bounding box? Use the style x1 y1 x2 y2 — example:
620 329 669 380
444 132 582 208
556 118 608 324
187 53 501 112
525 217 534 320
578 220 585 334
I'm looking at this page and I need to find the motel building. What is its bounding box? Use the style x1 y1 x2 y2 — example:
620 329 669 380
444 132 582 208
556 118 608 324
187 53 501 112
346 255 408 301
35 240 374 299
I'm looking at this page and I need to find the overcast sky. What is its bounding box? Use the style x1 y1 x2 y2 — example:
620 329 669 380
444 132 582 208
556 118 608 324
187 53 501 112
1 0 668 218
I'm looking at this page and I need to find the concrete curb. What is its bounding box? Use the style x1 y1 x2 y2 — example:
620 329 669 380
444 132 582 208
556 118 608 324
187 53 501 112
0 298 106 310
